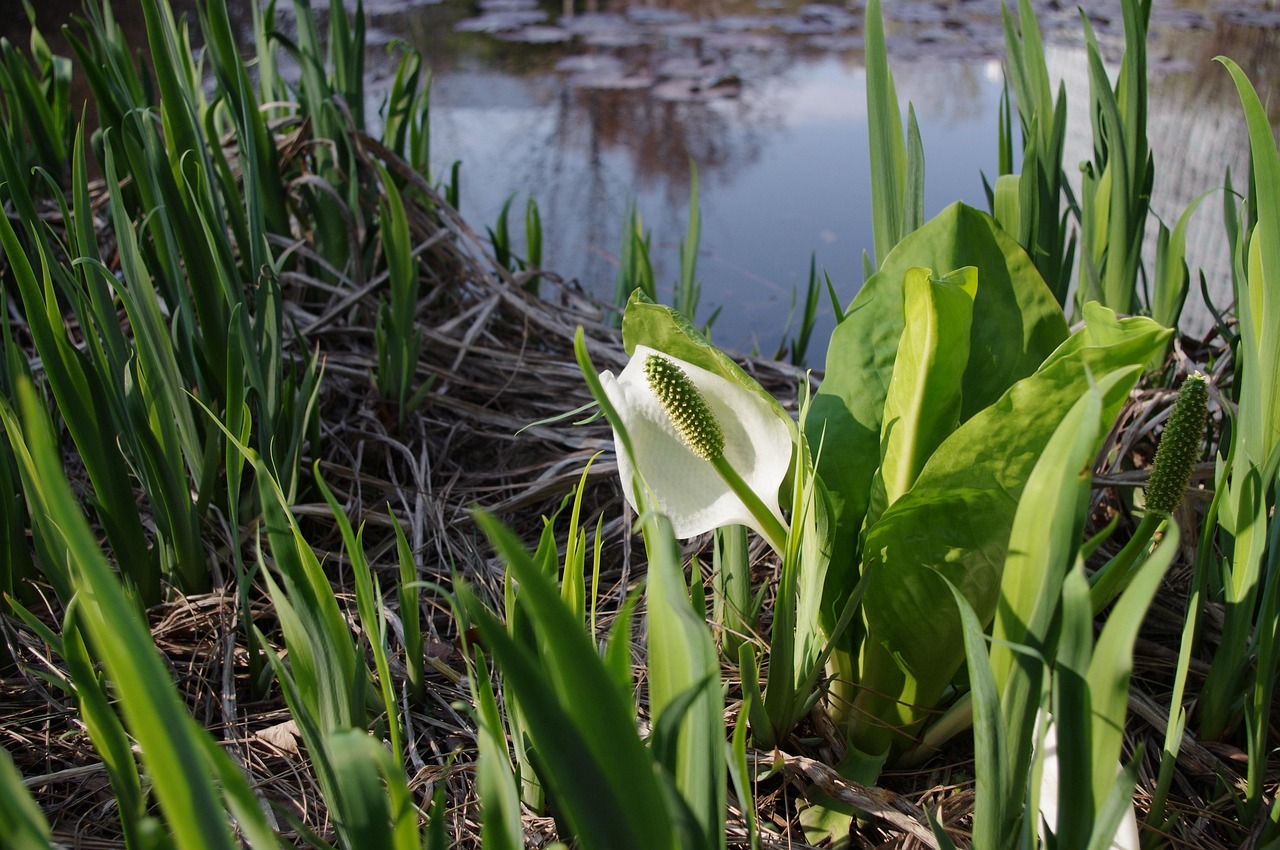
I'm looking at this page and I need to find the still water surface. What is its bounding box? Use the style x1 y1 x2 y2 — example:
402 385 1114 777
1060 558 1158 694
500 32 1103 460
11 1 1280 359
396 0 1280 357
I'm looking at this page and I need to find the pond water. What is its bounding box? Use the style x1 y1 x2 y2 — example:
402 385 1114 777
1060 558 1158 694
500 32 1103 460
366 0 1280 359
10 1 1280 361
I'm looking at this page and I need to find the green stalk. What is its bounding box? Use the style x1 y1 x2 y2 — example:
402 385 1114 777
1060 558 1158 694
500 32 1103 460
713 524 753 659
1091 373 1207 612
1088 511 1165 614
710 455 787 554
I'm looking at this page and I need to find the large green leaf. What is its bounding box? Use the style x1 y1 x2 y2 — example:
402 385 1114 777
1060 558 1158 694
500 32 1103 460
807 202 1068 584
472 649 524 850
853 307 1169 747
866 266 977 530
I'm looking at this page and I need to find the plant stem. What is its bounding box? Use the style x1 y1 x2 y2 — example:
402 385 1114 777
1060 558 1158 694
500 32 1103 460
711 454 788 554
1088 511 1165 614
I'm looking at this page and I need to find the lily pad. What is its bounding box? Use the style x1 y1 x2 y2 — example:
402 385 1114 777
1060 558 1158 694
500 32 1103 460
479 0 539 10
555 54 628 75
583 30 649 48
558 13 632 34
651 76 742 101
626 7 693 25
454 10 548 33
704 31 784 51
654 56 728 79
571 73 655 90
497 26 572 44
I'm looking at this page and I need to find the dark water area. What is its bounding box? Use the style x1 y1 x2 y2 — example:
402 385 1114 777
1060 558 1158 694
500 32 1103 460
5 1 1280 359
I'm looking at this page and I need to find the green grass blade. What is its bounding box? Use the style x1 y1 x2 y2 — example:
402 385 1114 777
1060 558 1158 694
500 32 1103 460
903 104 924 237
199 734 287 850
315 463 400 755
200 0 288 235
199 398 365 734
140 0 207 177
991 379 1102 795
713 524 753 659
1152 191 1213 331
944 578 1010 850
0 746 54 850
642 510 725 850
864 0 905 266
61 607 148 847
0 208 151 603
470 510 677 849
1217 57 1280 480
1198 57 1280 752
727 701 759 850
326 729 421 850
1085 754 1142 850
524 195 543 295
1087 521 1178 816
469 649 523 850
603 588 639 700
0 377 238 850
1050 564 1095 845
675 162 703 322
391 512 424 699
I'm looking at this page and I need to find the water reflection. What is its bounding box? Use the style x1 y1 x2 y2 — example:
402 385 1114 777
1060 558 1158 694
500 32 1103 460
406 0 1280 352
6 1 1280 355
412 1 1005 353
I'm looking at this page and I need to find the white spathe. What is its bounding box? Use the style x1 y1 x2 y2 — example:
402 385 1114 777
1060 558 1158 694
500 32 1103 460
599 345 792 542
1037 711 1141 850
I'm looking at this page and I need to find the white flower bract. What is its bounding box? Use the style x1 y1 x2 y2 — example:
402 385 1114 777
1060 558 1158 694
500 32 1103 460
599 345 792 541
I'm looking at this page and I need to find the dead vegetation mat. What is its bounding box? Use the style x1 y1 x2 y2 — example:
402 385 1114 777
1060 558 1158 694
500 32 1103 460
0 130 1269 849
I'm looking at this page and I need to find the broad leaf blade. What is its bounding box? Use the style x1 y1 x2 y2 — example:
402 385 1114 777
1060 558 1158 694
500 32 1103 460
855 309 1169 745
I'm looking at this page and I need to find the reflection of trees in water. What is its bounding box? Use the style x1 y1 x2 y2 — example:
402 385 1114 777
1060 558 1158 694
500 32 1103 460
892 60 988 130
1181 19 1280 122
1144 19 1280 331
570 88 764 197
508 72 776 295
